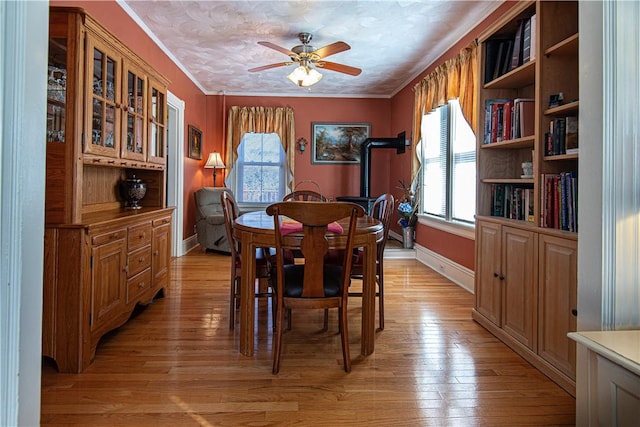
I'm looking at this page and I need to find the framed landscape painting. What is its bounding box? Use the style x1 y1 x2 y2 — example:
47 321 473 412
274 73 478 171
311 122 370 164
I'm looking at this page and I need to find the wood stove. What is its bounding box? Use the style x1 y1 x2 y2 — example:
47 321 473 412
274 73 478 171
336 131 406 213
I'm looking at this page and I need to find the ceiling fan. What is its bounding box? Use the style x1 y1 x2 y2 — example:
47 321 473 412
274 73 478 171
249 32 362 86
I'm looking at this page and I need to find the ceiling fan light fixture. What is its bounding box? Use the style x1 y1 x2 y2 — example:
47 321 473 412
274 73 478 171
287 65 322 87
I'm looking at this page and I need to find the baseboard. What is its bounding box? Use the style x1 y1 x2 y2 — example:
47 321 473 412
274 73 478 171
415 245 475 293
386 230 474 292
183 234 199 254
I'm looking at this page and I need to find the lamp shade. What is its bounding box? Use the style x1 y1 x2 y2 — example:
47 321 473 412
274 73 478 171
287 65 323 87
204 152 225 169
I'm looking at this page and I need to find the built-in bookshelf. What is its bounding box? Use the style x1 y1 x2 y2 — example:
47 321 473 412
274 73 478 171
473 1 579 397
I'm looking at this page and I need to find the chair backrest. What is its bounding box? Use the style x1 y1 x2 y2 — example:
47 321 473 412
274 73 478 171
194 187 229 219
282 190 327 202
371 193 395 259
220 190 240 262
266 201 365 298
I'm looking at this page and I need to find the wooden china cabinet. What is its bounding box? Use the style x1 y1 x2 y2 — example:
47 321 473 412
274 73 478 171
43 7 173 373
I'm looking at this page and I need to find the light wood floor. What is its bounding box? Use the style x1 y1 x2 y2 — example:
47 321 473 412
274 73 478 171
41 248 575 426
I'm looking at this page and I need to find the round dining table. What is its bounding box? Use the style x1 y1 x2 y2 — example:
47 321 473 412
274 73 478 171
233 209 383 357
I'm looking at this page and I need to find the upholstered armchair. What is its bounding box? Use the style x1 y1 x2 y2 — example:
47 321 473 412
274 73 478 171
194 187 232 253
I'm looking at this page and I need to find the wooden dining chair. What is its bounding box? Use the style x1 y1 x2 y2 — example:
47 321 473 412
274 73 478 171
266 201 365 373
282 190 327 202
220 190 274 329
282 190 327 272
348 193 395 330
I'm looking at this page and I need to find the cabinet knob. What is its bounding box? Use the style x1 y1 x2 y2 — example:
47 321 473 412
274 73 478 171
499 275 505 280
493 272 498 277
571 309 578 317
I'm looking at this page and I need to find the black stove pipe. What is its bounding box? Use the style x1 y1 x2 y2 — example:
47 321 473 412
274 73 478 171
360 131 406 198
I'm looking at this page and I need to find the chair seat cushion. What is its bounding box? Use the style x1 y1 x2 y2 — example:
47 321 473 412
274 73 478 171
279 264 343 297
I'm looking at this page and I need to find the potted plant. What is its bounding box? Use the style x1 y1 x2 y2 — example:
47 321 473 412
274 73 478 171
396 180 418 248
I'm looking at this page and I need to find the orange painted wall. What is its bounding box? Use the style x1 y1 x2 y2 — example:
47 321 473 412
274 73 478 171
211 96 402 201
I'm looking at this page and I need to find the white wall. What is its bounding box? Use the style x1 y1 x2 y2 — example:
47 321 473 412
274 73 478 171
578 0 640 330
0 1 48 426
577 0 605 330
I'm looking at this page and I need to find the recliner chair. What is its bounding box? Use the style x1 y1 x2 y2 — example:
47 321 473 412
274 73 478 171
194 187 232 253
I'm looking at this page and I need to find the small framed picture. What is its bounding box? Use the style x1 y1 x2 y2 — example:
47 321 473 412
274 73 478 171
548 93 564 108
188 125 202 160
311 122 371 164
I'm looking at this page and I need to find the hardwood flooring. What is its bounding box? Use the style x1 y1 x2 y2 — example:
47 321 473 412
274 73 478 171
41 248 575 426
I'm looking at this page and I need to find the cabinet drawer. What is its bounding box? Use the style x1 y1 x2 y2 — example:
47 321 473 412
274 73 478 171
153 216 171 227
127 268 151 304
92 229 126 246
128 222 152 251
128 245 151 277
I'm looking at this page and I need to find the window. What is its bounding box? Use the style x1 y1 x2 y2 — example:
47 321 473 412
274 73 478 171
420 99 476 224
232 133 287 204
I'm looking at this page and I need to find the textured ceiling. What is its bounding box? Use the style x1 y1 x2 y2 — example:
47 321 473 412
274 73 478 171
119 0 501 97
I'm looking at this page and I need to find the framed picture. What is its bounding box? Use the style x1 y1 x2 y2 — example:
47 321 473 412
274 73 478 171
311 122 371 164
188 125 202 160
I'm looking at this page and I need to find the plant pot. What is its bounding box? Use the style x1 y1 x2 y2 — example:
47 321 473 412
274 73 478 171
402 226 414 249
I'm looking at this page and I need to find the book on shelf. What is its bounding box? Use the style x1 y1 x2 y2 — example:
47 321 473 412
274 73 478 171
491 183 534 221
484 39 501 84
529 14 537 61
484 99 509 144
517 99 535 138
565 116 578 154
522 16 532 63
484 98 534 144
492 41 506 80
545 116 578 155
540 171 578 231
526 188 535 222
500 40 514 76
552 118 566 155
510 19 524 70
503 100 513 141
484 38 511 83
545 131 553 156
492 183 504 217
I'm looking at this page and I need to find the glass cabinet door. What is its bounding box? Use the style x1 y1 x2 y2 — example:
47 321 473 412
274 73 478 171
85 35 121 157
148 79 166 165
122 61 146 161
47 38 67 144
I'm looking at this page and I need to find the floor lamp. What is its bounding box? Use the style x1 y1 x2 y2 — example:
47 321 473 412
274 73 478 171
204 152 226 187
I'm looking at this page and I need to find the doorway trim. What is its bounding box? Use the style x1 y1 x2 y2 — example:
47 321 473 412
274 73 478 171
167 91 185 256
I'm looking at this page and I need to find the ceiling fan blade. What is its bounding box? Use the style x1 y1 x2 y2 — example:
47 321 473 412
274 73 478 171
257 41 296 57
313 41 350 59
248 62 292 73
316 61 362 76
